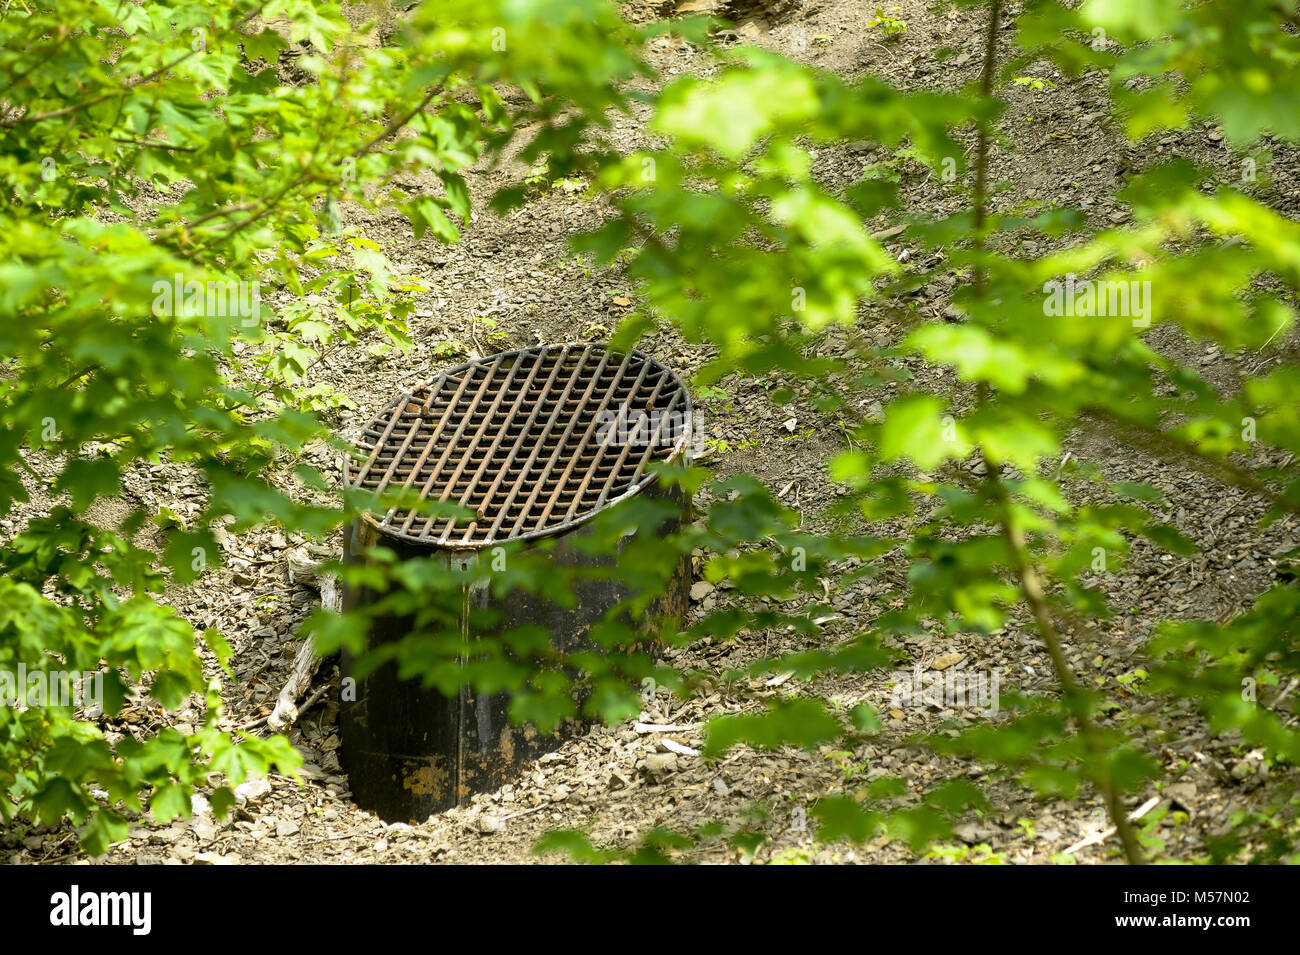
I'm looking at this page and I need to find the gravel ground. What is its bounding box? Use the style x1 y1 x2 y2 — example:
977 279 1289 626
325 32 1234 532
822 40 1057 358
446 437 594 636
11 0 1300 865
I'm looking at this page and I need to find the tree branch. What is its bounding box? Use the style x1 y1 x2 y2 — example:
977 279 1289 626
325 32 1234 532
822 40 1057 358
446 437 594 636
971 0 1142 865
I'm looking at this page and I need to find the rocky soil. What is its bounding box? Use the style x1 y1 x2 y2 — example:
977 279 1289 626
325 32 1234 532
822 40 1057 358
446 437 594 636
11 0 1300 864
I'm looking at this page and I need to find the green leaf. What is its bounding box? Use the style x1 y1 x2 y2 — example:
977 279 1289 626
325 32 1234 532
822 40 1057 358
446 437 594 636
80 809 129 858
150 781 191 823
703 698 843 757
54 457 121 511
878 395 967 468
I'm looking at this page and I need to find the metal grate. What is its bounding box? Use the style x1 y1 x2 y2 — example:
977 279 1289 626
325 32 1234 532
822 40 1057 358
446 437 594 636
343 343 693 548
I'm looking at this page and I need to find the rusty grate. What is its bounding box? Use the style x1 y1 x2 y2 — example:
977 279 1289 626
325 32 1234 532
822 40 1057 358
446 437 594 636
343 343 693 548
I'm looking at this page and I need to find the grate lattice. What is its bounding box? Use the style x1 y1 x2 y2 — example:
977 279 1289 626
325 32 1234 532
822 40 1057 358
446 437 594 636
343 343 692 548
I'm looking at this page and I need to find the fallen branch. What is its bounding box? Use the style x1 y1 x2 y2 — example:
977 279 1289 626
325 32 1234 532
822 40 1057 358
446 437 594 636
633 722 700 734
1064 795 1159 856
267 553 341 733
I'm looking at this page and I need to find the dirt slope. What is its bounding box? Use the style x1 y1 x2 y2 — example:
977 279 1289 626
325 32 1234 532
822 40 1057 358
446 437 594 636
14 0 1300 865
